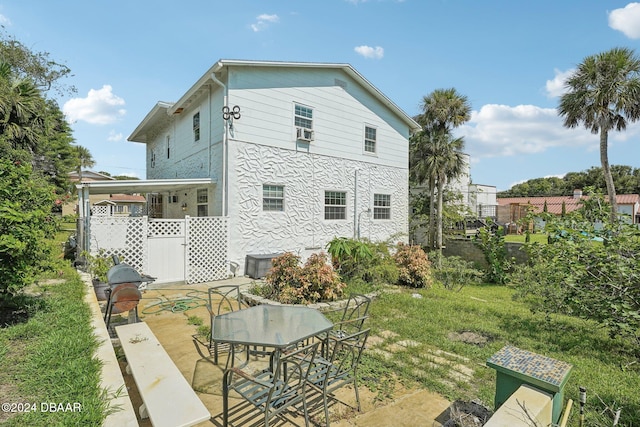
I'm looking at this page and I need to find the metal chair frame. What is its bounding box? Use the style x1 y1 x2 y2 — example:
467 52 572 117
307 328 370 427
207 285 246 365
222 341 320 427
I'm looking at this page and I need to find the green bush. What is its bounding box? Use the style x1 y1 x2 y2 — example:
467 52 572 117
0 159 57 300
264 252 345 304
474 221 513 284
393 242 432 288
430 253 483 291
511 212 640 343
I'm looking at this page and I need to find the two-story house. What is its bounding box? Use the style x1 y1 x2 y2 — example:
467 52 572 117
79 60 420 283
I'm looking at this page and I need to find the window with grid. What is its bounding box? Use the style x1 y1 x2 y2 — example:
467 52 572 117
263 185 284 211
294 104 313 129
197 188 208 216
193 112 200 142
324 191 346 220
364 126 377 153
373 194 391 219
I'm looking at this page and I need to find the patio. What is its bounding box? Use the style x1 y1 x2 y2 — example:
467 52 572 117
90 275 452 426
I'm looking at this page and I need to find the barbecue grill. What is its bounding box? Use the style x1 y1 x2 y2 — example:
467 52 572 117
104 257 155 329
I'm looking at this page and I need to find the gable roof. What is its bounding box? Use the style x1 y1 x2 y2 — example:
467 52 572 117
129 59 420 143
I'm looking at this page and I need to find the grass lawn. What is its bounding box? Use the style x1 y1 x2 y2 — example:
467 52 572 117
0 218 107 426
504 232 548 244
354 283 640 427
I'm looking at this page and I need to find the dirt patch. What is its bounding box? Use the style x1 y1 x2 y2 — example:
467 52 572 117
447 331 490 346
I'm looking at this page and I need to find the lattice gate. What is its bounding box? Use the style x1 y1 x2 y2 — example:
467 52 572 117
185 216 229 283
89 215 228 284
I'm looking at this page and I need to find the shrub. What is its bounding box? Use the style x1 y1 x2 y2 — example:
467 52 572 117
264 252 345 304
430 253 483 291
0 159 57 301
474 221 513 284
393 242 432 288
326 237 374 280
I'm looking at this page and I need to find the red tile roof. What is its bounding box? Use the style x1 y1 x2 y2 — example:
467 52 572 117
497 194 639 215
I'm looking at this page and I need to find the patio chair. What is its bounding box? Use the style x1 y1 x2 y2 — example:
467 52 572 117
307 328 370 427
207 285 246 365
332 294 371 338
222 341 320 427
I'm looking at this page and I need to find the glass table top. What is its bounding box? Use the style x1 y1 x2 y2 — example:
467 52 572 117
212 304 333 348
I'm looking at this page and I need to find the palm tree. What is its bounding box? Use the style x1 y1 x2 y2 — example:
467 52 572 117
75 145 95 182
411 88 471 250
0 61 45 152
558 47 640 224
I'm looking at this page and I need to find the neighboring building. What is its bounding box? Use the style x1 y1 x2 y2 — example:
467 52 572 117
497 190 640 232
78 60 420 282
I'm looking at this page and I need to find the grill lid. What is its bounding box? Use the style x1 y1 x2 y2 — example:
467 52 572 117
107 263 142 285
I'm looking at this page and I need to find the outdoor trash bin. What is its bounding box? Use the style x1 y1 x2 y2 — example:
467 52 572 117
486 345 572 425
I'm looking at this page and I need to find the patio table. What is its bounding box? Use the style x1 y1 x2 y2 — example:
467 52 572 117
212 304 333 352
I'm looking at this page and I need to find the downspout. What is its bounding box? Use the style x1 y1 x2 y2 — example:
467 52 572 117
210 72 227 217
353 169 358 239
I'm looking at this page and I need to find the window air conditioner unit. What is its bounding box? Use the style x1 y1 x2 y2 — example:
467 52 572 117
296 127 314 142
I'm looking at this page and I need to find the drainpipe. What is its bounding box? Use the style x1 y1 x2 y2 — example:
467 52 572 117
210 72 227 216
353 169 359 239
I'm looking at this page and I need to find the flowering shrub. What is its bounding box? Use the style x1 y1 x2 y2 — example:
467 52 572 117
393 243 432 288
264 252 345 304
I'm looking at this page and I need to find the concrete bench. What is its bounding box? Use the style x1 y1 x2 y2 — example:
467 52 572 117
115 322 210 427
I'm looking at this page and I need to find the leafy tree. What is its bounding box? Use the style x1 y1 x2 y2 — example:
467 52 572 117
0 159 56 300
558 47 640 224
411 88 471 251
0 31 75 96
511 211 640 344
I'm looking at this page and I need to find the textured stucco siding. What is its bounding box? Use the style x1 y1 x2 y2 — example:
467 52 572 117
227 141 408 273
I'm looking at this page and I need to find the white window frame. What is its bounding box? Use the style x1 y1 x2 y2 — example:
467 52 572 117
263 184 285 212
373 193 391 220
364 125 377 154
193 112 201 142
324 190 347 220
294 103 313 130
197 188 208 216
166 134 171 159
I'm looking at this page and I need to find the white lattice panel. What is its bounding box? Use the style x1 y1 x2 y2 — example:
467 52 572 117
91 205 111 216
89 216 147 274
186 216 228 283
148 219 186 237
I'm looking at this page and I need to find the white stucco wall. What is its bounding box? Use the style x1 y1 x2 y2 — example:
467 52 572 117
227 141 408 272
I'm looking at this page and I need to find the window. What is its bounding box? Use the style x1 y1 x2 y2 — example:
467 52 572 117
197 188 208 216
294 104 313 129
150 150 156 168
373 194 391 219
263 185 284 211
324 191 346 220
166 135 171 159
193 112 200 142
364 126 377 153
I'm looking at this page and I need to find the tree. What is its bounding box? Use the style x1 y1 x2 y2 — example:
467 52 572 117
558 47 640 224
411 88 471 250
75 145 95 182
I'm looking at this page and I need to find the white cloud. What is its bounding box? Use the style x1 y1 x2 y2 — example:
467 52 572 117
545 68 574 98
354 45 384 59
456 104 597 159
107 130 123 142
63 85 125 125
251 14 279 32
608 3 640 39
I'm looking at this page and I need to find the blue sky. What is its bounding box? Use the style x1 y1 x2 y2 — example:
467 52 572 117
2 1 640 191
